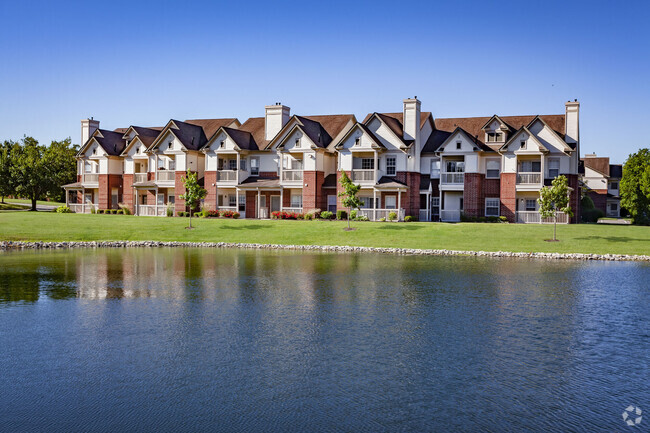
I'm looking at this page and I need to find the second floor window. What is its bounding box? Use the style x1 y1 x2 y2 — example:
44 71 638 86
446 161 464 173
250 157 259 176
610 181 619 190
548 159 560 178
169 160 176 171
240 159 246 171
486 159 500 178
386 157 396 176
486 133 503 142
229 159 237 171
430 159 440 178
84 161 93 173
519 161 541 173
353 157 374 170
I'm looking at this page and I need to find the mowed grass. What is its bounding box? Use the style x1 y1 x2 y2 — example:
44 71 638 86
4 198 65 207
1 211 649 255
0 203 28 211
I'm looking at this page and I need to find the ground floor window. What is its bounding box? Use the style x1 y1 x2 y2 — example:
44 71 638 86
525 199 537 211
359 197 377 209
432 197 440 219
327 195 337 213
385 196 396 209
485 198 500 216
290 194 302 208
228 195 237 207
238 195 246 212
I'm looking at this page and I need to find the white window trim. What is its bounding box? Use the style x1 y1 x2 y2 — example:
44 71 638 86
485 158 501 179
386 157 396 176
485 198 500 216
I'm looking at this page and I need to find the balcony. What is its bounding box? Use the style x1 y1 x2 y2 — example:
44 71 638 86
136 204 167 217
217 170 237 182
352 170 375 182
134 173 147 183
516 173 542 184
82 173 99 184
516 211 568 224
282 170 303 182
156 171 175 182
440 172 464 184
356 208 405 221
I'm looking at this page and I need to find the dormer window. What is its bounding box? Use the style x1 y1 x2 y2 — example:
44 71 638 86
92 147 97 155
520 140 526 150
355 137 361 146
456 142 462 150
295 138 301 148
486 132 503 143
220 140 225 149
168 141 173 150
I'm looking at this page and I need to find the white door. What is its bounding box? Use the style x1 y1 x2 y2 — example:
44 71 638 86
271 195 281 213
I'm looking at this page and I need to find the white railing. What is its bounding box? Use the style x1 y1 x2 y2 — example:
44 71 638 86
217 170 237 181
419 209 430 222
440 209 461 222
441 172 464 184
217 206 238 212
69 203 83 213
259 207 269 219
281 207 303 214
156 171 175 181
282 170 303 181
516 173 541 184
357 208 405 221
82 173 99 183
134 173 147 183
136 205 157 216
516 211 569 224
352 170 375 182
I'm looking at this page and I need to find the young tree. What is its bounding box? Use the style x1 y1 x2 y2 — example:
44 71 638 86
179 170 207 229
0 141 16 203
537 175 574 241
620 148 650 224
10 137 50 211
338 171 363 229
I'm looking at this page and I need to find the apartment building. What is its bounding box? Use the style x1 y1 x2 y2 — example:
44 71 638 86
580 154 622 217
63 98 582 223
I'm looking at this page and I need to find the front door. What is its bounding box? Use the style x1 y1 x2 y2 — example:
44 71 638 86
327 195 337 213
271 195 281 213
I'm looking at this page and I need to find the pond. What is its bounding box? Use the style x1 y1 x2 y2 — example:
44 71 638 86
0 248 648 432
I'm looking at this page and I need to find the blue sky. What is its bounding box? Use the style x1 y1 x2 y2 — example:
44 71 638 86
1 0 648 163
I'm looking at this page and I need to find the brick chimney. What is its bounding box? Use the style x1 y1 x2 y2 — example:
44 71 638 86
265 103 290 141
81 118 99 146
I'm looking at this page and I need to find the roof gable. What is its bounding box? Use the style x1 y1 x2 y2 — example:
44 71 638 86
77 128 126 157
500 127 548 153
437 128 483 153
335 122 385 150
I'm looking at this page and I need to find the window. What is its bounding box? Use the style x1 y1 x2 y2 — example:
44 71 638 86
486 159 500 178
456 142 462 150
519 161 541 172
485 198 500 216
250 157 260 176
432 197 440 218
386 157 396 176
169 160 176 171
446 161 465 173
359 197 376 209
460 198 464 211
136 145 140 154
84 161 92 173
610 181 619 190
284 155 303 170
610 203 618 211
228 195 237 207
487 133 503 142
430 159 440 179
238 195 245 212
157 193 164 206
355 137 361 146
385 196 396 209
548 159 560 178
168 195 175 204
158 158 165 169
220 140 225 149
92 147 97 155
525 199 537 211
295 138 301 148
520 140 526 150
291 194 302 208
353 157 374 170
228 159 237 171
240 159 246 171
168 141 173 150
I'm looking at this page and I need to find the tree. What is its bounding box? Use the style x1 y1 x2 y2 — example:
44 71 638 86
620 148 650 224
537 175 574 241
44 138 78 203
338 171 363 229
0 141 17 203
179 170 207 229
10 137 50 211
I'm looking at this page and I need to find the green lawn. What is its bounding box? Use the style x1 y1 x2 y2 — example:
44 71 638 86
0 203 28 211
4 198 64 207
1 211 649 255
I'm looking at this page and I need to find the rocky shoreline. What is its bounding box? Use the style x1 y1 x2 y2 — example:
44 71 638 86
1 240 648 262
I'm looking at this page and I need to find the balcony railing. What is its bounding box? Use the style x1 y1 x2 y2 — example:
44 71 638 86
69 203 98 213
82 173 99 183
136 204 167 217
356 208 405 221
440 172 464 184
217 170 237 181
156 171 175 181
516 211 568 224
440 209 461 222
516 172 541 184
134 173 147 183
352 170 375 182
282 170 303 182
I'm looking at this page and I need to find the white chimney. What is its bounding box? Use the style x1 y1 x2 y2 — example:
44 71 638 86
565 100 579 145
265 103 290 141
403 97 421 145
81 118 100 146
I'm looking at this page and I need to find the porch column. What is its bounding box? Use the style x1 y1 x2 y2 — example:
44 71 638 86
373 188 377 221
397 189 402 221
373 150 378 183
82 188 85 213
236 154 240 184
257 189 261 219
540 154 545 187
280 188 284 212
65 189 69 207
155 187 159 216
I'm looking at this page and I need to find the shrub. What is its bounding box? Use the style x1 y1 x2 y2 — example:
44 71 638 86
55 205 72 213
478 216 487 223
305 208 321 219
582 208 605 223
177 211 186 217
97 209 105 214
116 209 124 215
379 217 386 222
388 211 397 221
219 210 241 218
581 194 595 210
206 210 220 218
304 213 313 220
320 211 334 220
118 203 132 215
112 209 119 214
499 216 508 222
404 215 414 222
355 215 369 221
487 216 499 223
350 210 358 219
336 210 347 220
90 206 96 214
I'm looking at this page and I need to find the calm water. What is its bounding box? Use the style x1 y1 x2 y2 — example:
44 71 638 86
0 248 648 432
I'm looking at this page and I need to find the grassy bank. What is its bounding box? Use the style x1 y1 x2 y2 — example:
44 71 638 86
1 211 649 255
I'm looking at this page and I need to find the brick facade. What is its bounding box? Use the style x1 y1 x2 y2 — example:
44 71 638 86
336 171 349 209
122 174 134 213
587 189 608 214
463 173 483 217
566 174 581 223
204 171 218 211
395 171 421 216
174 171 186 214
98 174 123 210
500 173 517 222
302 171 325 211
259 171 279 179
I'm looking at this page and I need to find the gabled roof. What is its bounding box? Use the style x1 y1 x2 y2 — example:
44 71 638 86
437 127 490 152
432 114 567 152
185 118 239 140
375 176 408 189
525 115 573 152
120 126 164 155
77 129 127 157
221 126 258 151
148 118 236 152
267 114 355 150
500 126 549 153
581 156 611 177
361 111 432 149
422 129 452 153
334 122 385 149
480 115 513 132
